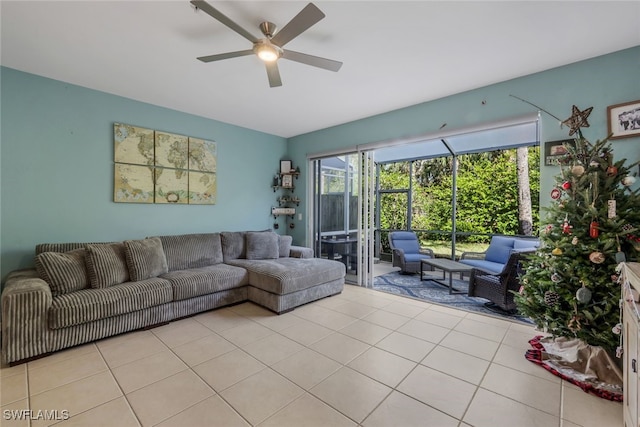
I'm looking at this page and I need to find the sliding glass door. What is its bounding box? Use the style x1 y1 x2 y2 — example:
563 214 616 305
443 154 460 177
310 151 375 286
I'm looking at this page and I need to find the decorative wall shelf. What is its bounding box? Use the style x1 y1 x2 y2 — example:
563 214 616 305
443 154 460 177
272 162 299 228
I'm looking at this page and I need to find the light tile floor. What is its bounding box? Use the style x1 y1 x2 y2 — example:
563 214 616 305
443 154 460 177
0 284 622 427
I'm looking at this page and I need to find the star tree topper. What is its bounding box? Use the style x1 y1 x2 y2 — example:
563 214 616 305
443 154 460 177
562 105 593 136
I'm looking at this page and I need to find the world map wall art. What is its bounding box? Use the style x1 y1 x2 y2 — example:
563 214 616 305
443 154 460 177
113 123 217 205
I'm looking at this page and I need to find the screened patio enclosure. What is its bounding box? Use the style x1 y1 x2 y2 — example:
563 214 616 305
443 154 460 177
373 117 540 260
309 113 540 287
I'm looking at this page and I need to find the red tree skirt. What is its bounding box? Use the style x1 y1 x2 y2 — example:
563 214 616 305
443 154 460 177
525 335 623 402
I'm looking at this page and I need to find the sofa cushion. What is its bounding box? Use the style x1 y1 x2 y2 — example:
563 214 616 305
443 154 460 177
246 231 279 260
513 238 539 251
36 242 110 255
278 235 293 258
460 259 505 275
161 264 249 301
35 249 89 296
158 233 223 271
49 277 173 329
221 230 272 261
484 236 514 264
390 232 421 254
403 253 432 262
85 243 130 288
228 258 345 295
221 231 246 261
124 237 168 281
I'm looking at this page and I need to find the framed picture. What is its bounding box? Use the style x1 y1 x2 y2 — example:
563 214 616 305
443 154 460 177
607 100 640 139
282 174 293 188
280 160 292 174
544 139 574 166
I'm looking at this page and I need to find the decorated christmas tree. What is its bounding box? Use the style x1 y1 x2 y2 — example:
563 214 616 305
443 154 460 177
515 105 640 352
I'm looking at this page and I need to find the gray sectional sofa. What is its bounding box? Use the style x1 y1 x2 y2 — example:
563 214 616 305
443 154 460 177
1 231 345 364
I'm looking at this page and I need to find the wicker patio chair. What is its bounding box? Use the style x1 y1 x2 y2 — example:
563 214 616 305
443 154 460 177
467 249 534 313
388 231 435 274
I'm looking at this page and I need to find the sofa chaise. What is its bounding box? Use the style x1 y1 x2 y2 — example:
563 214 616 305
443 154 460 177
1 230 345 365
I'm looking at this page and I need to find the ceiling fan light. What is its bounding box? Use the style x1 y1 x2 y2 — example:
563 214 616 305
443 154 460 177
255 43 280 62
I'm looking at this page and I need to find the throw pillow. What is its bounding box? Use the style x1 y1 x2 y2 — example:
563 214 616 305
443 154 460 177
246 231 279 260
158 233 223 271
278 235 293 258
221 231 246 261
35 249 89 296
484 236 514 264
513 239 539 250
85 243 130 288
124 237 168 281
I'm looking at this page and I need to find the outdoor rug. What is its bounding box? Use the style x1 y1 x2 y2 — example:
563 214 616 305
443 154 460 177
373 270 532 324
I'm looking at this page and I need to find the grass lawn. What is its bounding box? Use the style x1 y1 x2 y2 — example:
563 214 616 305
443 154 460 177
422 240 489 259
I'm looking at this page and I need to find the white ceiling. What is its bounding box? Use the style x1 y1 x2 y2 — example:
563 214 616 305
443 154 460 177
2 1 639 138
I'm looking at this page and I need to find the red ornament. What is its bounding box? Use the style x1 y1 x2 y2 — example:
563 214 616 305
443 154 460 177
551 188 561 200
562 181 571 190
562 220 572 234
589 221 599 238
607 166 618 176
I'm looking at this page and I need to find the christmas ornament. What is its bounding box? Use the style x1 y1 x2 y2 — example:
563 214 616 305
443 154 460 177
568 315 582 332
562 216 572 234
606 166 618 176
551 273 561 283
562 105 593 136
622 175 637 186
589 220 599 238
550 188 561 200
544 224 553 234
589 251 605 264
561 181 571 190
616 346 624 358
571 165 585 176
571 236 579 245
608 199 616 218
544 291 560 306
576 286 592 303
615 236 626 263
552 247 563 256
589 160 600 168
612 323 622 335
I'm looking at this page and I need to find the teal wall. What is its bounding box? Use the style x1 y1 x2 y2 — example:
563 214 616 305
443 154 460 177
0 68 287 280
2 47 639 281
287 46 640 245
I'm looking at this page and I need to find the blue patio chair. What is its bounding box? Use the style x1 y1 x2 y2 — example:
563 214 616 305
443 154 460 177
388 231 435 274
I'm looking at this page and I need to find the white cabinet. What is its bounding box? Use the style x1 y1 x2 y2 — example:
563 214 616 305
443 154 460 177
623 262 640 427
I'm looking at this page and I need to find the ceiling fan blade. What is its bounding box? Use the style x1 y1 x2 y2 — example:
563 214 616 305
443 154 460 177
197 49 254 63
270 3 325 47
265 62 282 87
191 0 258 43
282 50 342 72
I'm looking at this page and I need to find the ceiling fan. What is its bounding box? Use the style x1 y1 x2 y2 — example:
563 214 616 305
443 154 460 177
191 1 343 87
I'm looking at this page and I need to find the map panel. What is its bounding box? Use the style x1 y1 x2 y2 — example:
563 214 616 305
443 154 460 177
114 123 217 205
114 163 154 203
189 138 217 172
155 167 188 204
189 171 217 205
114 123 154 166
155 131 188 170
